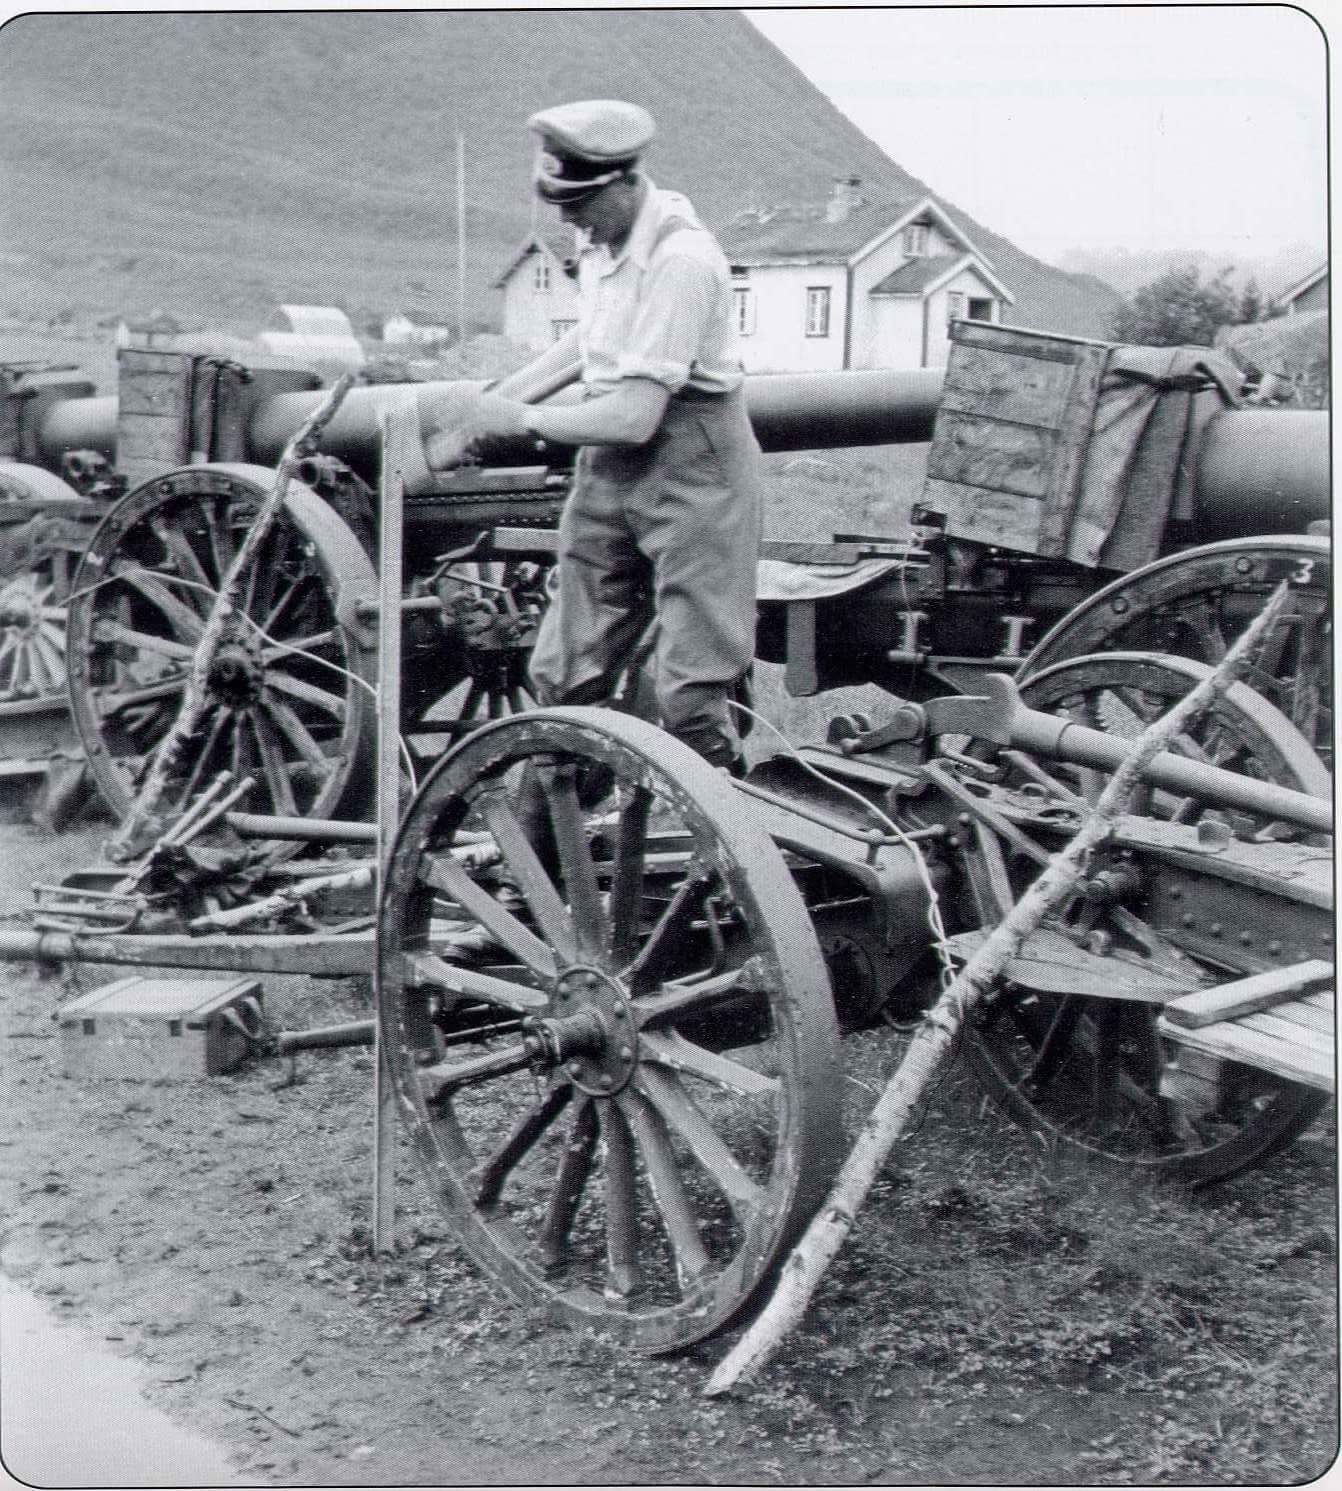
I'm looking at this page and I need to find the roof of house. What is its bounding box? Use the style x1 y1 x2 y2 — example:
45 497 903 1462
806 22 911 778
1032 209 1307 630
493 231 577 288
1276 262 1328 306
717 196 921 261
869 251 1016 304
870 253 964 294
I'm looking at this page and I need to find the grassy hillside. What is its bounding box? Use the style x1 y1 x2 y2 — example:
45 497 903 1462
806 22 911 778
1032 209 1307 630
0 11 1120 337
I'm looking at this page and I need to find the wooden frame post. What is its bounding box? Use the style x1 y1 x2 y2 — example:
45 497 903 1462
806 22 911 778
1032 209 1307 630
372 405 410 1254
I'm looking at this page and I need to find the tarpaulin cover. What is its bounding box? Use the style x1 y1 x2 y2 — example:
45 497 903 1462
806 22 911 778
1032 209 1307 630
1069 346 1241 572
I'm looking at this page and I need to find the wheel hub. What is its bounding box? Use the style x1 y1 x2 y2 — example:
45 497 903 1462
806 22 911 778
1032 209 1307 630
206 638 264 707
530 964 637 1096
0 580 39 636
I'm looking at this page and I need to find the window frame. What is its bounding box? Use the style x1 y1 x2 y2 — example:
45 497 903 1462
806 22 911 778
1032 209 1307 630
805 285 832 338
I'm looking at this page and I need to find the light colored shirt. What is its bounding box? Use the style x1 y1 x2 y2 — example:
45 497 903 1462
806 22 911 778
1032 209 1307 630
575 178 744 397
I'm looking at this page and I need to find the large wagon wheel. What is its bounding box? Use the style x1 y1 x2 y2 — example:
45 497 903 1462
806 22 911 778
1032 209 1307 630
378 706 843 1351
1020 536 1332 761
65 463 378 824
0 464 92 700
967 652 1329 1184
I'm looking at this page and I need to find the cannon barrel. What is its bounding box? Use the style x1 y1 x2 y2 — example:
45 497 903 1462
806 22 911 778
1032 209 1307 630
1192 409 1331 537
243 367 949 470
29 369 1331 535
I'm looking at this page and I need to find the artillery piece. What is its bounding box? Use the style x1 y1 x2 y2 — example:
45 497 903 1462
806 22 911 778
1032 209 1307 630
0 321 1329 827
0 322 1332 1355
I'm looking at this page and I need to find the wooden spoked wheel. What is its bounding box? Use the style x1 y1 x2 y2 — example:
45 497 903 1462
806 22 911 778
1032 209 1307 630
400 556 548 769
967 652 1328 1183
0 465 92 701
378 707 843 1351
65 464 378 824
1021 536 1332 764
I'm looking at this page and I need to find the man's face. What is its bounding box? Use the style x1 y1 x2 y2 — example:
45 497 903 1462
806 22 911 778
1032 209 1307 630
558 179 638 247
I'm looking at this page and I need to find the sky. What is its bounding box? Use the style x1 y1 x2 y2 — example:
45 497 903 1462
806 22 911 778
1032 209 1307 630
743 4 1329 263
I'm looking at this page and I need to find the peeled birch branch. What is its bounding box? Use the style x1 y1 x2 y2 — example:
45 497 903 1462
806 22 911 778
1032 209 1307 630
704 583 1293 1396
108 376 355 859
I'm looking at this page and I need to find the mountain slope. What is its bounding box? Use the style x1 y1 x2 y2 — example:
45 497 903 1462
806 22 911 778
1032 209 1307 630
0 10 1120 337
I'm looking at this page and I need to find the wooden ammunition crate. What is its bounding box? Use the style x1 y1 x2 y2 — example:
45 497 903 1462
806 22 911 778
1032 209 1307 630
921 321 1111 557
56 975 263 1079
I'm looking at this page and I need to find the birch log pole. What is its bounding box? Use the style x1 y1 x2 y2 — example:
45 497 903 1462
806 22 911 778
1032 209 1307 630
705 582 1293 1397
108 376 355 857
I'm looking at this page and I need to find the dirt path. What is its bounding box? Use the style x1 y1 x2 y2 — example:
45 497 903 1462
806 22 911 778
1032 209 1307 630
1 817 1335 1486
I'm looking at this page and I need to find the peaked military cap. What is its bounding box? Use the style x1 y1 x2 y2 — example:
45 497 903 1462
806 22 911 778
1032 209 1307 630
528 100 654 203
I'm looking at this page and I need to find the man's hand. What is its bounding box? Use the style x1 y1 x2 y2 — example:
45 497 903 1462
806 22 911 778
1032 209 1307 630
424 392 534 471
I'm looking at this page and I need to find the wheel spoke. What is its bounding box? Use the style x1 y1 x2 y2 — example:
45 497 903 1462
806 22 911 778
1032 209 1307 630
597 1101 642 1298
97 675 186 717
622 862 715 990
632 959 762 1029
476 788 577 962
264 669 348 719
406 950 547 1015
92 621 196 663
419 1042 534 1100
250 709 298 816
608 785 651 967
617 1090 711 1291
536 1097 598 1272
635 1065 766 1222
261 697 333 772
538 764 606 958
1019 996 1082 1093
149 516 215 605
1089 1004 1123 1122
261 630 337 665
640 1029 778 1098
113 567 206 644
419 852 558 979
468 1083 572 1209
179 710 230 802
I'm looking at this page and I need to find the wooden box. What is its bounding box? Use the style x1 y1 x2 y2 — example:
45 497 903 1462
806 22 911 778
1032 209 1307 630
56 975 263 1079
921 321 1111 557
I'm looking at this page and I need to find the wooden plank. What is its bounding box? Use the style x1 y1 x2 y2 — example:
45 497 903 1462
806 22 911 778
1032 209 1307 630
1241 999 1333 1037
1239 1006 1333 1045
1159 1016 1334 1093
1161 959 1333 1029
924 478 1044 553
926 410 1056 498
940 346 1082 428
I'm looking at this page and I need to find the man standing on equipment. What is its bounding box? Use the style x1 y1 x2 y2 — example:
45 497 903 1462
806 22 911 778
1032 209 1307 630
427 99 761 774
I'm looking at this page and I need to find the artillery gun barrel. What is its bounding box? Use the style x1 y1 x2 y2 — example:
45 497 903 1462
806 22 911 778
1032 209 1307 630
243 367 949 470
1192 409 1331 536
28 371 1330 536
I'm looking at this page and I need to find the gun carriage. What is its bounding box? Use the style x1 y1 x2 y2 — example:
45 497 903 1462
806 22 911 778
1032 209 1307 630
0 324 1332 1354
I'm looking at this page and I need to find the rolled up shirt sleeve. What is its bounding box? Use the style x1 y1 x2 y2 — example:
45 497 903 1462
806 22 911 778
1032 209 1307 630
613 249 720 392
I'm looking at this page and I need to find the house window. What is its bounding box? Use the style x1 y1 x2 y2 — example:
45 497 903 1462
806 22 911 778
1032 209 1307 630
733 287 756 336
946 291 966 326
805 286 831 338
533 257 552 293
904 223 929 257
968 297 995 322
551 319 577 341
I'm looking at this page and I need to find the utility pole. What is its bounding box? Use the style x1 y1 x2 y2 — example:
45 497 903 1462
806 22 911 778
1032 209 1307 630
455 131 467 348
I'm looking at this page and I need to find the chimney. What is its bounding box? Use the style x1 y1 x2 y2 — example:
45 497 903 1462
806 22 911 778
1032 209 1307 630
826 175 863 224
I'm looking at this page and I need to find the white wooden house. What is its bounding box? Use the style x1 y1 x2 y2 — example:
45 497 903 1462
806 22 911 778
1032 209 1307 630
1275 262 1328 316
716 179 1014 372
494 231 580 350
